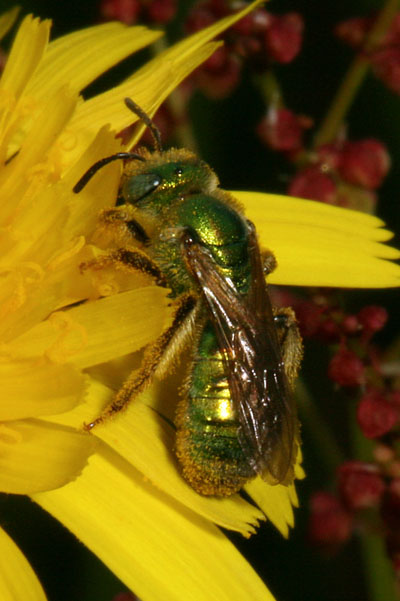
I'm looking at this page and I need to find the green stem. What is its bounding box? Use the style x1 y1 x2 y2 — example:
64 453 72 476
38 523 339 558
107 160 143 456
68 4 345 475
313 0 400 148
253 70 284 108
350 408 397 601
296 378 345 473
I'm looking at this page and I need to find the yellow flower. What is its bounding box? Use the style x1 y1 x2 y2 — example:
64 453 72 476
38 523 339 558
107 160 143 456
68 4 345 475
0 4 399 601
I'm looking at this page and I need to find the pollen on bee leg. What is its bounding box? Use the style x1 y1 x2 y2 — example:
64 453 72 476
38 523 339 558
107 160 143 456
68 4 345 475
261 249 277 275
79 248 167 288
83 292 196 430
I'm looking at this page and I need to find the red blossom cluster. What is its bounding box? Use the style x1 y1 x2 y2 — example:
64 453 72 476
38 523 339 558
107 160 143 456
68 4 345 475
288 138 390 208
99 0 176 25
185 2 303 97
296 293 400 574
255 102 390 209
336 12 400 95
256 107 313 156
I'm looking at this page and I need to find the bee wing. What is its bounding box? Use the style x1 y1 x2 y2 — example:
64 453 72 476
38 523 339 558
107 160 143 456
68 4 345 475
182 224 297 484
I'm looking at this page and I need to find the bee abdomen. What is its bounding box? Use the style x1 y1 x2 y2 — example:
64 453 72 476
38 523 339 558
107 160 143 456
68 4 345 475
175 323 254 496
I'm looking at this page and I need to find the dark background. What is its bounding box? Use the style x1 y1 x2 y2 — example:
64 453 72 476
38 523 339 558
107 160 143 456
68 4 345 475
0 1 399 600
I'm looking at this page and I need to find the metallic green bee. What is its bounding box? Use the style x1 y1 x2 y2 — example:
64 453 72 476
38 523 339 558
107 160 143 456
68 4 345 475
74 98 303 496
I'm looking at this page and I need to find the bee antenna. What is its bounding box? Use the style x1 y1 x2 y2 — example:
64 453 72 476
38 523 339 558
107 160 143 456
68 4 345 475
124 97 162 153
73 152 146 193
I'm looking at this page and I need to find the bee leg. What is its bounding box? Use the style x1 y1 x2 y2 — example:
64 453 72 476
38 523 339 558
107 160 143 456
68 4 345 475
84 292 197 430
273 307 303 388
80 248 168 288
261 249 278 275
99 206 150 246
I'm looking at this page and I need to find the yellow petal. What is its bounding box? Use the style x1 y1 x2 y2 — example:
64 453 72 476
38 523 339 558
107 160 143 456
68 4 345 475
0 419 94 494
0 15 50 101
0 85 78 221
9 287 173 368
236 191 400 287
33 445 275 601
27 23 162 100
0 360 85 420
67 41 221 160
0 7 20 41
67 0 264 156
245 478 295 539
61 126 123 236
0 527 47 601
79 379 265 536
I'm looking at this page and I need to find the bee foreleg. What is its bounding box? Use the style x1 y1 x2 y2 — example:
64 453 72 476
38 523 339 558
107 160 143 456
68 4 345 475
273 307 303 388
80 248 167 288
84 292 197 430
99 206 150 246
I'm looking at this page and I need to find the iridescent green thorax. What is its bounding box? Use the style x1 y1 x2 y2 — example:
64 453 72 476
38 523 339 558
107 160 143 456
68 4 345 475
122 147 251 297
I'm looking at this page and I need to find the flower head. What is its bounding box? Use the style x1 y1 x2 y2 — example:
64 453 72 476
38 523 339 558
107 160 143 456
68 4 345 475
0 4 399 601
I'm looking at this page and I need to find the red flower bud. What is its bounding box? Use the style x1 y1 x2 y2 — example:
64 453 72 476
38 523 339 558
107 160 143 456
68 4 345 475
265 13 304 63
288 166 337 204
318 318 341 343
147 0 176 24
338 461 385 510
316 143 342 171
372 46 400 96
203 45 230 72
341 314 361 336
232 7 271 35
328 347 365 387
295 300 324 338
358 305 388 333
185 6 216 33
196 54 241 99
338 139 390 189
100 0 141 23
309 491 353 546
389 390 400 408
357 389 398 438
256 107 311 153
334 16 371 48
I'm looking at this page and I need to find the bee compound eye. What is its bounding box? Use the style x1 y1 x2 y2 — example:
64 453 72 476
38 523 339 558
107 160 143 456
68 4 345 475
123 172 162 202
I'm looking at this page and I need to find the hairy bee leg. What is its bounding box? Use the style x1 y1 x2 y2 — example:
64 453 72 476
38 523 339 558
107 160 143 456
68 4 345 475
85 293 197 430
99 207 150 245
273 307 303 388
80 248 168 288
261 249 278 275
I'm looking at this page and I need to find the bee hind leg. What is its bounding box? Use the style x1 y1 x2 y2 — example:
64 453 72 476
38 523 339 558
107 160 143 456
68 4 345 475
84 292 197 430
273 307 303 388
80 248 168 288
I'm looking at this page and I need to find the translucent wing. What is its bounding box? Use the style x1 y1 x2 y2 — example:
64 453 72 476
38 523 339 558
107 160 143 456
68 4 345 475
182 222 297 484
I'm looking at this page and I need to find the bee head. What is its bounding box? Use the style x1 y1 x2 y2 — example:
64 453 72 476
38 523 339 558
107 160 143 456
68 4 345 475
121 148 218 207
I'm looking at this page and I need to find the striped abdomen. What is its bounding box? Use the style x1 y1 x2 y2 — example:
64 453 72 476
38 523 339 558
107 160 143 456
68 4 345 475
175 321 254 496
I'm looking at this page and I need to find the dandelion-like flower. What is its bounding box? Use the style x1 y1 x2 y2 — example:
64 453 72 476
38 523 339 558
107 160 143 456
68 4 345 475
0 4 399 600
